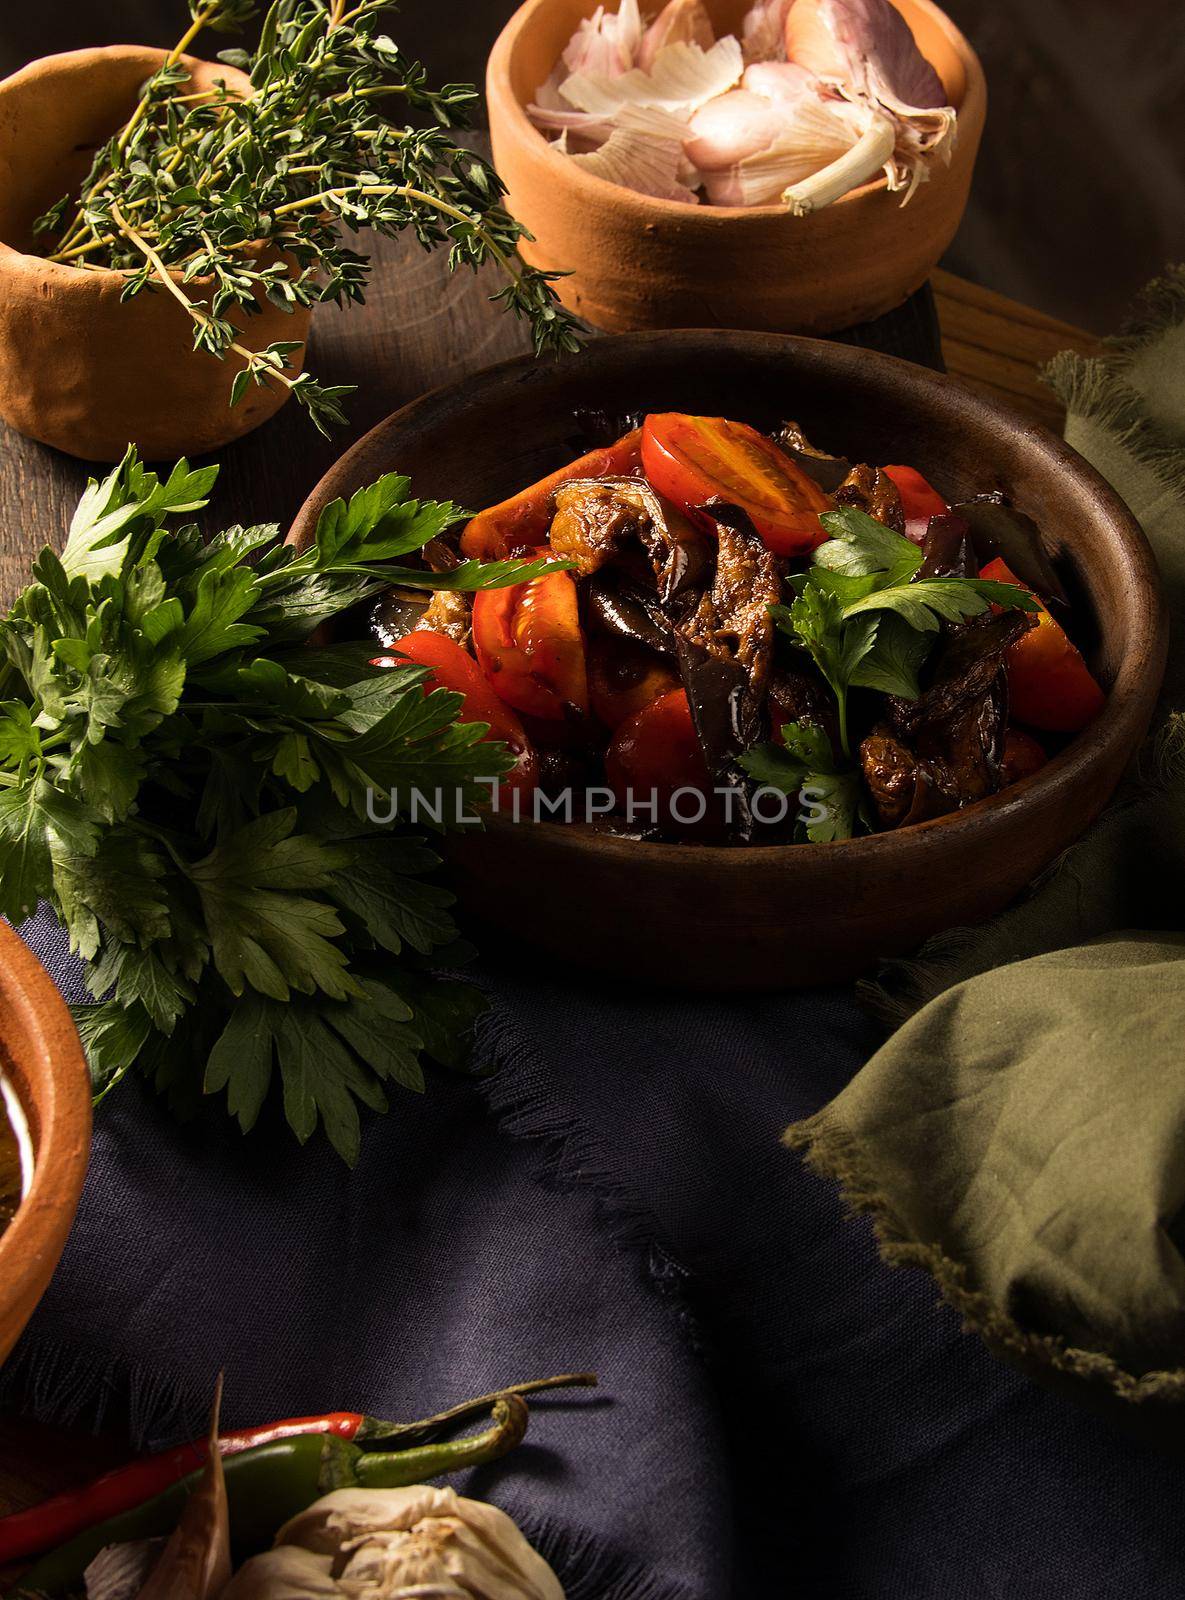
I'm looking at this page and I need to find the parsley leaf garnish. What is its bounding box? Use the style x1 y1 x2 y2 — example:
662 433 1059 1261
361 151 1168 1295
740 721 867 842
769 508 1040 756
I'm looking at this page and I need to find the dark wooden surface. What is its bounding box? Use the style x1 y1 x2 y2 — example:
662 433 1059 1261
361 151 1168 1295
2 0 1183 331
0 0 1108 1532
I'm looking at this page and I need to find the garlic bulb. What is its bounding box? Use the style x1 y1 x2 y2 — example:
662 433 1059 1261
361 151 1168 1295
784 0 956 200
220 1486 564 1600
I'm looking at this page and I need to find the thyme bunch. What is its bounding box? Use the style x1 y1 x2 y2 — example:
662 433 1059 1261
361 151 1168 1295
36 0 582 434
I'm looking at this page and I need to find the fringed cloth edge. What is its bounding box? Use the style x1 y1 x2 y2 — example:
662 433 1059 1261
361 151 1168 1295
784 1109 1185 1405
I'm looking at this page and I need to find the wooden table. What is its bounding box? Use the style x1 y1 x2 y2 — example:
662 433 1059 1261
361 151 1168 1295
0 232 1098 1528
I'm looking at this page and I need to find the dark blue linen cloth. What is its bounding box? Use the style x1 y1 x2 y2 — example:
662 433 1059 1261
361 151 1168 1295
6 910 1185 1599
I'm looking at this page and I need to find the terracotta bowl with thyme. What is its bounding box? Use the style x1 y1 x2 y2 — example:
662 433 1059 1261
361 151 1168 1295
0 46 309 462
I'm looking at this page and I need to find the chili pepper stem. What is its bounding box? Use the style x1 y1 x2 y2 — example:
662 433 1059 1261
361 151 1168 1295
353 1396 530 1489
356 1371 597 1444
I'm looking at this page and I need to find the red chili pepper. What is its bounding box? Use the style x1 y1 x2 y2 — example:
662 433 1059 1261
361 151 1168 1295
0 1373 594 1565
0 1413 363 1564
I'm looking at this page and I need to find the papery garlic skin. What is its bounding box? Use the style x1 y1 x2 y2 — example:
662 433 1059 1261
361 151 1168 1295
562 0 644 78
220 1546 340 1599
220 1487 565 1600
741 0 794 63
571 107 702 201
638 0 715 71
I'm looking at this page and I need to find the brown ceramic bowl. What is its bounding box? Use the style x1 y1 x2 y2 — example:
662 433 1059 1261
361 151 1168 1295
0 47 310 462
487 0 986 334
0 923 91 1365
288 331 1166 990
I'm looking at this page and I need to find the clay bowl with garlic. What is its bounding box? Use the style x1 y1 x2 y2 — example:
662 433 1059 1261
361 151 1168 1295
288 331 1165 992
0 46 309 462
486 0 986 336
0 923 91 1365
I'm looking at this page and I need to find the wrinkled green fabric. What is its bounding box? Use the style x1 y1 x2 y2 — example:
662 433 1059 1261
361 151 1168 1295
789 268 1185 1398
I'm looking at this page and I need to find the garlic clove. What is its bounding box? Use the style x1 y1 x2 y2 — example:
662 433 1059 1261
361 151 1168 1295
781 108 896 211
741 59 816 104
703 94 875 204
684 88 795 170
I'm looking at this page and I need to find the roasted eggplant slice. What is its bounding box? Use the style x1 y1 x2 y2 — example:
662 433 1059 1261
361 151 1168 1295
916 511 975 580
585 577 675 655
774 421 853 495
833 463 906 533
953 495 1069 605
551 478 651 577
549 477 712 606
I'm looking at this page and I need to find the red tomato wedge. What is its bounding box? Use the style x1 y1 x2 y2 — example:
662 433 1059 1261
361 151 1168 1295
881 464 947 544
375 631 539 795
641 414 833 556
980 558 1105 733
605 688 711 813
460 429 643 560
472 570 590 722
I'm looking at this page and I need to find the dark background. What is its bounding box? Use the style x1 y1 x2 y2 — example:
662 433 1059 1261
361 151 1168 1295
2 0 1182 332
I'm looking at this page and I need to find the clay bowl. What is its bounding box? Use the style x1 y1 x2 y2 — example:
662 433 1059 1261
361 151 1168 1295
486 0 986 334
0 923 91 1365
288 331 1166 991
0 47 310 462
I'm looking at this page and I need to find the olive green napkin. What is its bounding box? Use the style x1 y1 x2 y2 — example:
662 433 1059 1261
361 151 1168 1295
789 267 1185 1400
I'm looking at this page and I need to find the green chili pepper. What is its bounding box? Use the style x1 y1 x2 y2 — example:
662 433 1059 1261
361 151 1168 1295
17 1396 527 1595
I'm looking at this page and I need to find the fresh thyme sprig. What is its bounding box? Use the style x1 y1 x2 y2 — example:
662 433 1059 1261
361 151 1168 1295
36 0 583 435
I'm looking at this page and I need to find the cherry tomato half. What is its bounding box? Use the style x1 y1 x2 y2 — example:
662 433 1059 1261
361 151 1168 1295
605 686 714 829
641 413 833 556
472 570 590 722
376 631 539 795
460 429 643 560
980 558 1105 733
881 464 948 545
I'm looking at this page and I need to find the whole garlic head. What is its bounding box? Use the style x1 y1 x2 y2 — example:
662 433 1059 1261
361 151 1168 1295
221 1487 564 1600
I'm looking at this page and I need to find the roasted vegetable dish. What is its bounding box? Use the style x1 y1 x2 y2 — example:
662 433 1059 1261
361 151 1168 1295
371 412 1106 844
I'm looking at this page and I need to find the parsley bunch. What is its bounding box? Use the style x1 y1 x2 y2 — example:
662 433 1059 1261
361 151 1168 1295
35 0 582 434
0 452 555 1162
741 508 1040 840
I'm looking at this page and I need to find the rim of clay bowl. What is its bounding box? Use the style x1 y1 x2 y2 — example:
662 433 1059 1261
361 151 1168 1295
0 924 91 1343
0 46 252 292
286 328 1167 867
488 0 987 223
